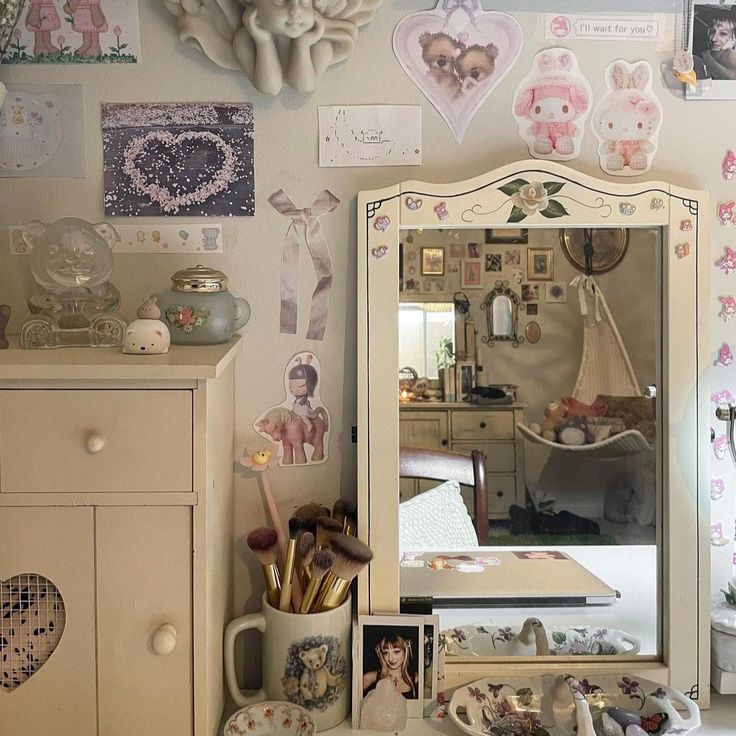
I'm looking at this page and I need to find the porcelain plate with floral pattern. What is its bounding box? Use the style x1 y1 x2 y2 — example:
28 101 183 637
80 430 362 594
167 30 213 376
448 674 699 736
223 701 314 736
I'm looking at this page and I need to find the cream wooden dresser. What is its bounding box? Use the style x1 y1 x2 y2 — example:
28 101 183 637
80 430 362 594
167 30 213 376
399 402 526 520
0 337 240 736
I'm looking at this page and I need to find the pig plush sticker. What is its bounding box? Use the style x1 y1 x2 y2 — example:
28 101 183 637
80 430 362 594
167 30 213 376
590 60 663 176
253 352 330 467
513 48 591 161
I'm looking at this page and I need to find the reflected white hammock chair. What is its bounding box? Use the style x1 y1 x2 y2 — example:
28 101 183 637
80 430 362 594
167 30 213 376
517 276 652 459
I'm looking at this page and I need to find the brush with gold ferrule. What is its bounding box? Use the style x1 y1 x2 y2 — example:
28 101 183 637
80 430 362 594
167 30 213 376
247 527 281 609
279 518 302 612
314 534 373 612
294 503 331 538
296 531 315 590
300 549 334 614
343 502 357 536
332 499 346 527
316 516 343 550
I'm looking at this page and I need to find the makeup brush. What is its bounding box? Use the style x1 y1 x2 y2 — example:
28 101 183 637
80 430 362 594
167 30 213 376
300 549 335 613
294 503 330 537
296 531 315 589
343 502 357 536
332 499 346 526
316 516 343 550
314 534 373 612
279 518 302 612
247 527 281 609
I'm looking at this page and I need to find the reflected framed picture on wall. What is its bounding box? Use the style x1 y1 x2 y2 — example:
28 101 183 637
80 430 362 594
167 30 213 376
421 247 444 275
527 248 554 281
461 259 483 289
485 228 529 244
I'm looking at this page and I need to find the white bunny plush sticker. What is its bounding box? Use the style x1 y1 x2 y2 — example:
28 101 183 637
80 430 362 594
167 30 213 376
591 59 662 176
513 48 591 161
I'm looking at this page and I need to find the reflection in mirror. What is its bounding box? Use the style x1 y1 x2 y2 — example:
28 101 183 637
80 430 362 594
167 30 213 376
397 226 661 661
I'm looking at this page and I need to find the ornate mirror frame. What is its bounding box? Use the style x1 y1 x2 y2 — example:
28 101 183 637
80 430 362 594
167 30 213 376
481 279 524 347
357 160 710 704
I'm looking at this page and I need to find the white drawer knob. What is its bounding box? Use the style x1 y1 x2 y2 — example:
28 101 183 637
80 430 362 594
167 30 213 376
85 432 106 453
151 624 177 656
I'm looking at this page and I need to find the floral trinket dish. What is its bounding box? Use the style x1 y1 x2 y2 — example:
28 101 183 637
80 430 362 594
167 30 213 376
223 701 314 736
449 673 699 736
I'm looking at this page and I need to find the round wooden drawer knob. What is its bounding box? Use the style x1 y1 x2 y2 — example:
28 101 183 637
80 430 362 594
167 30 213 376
151 624 177 656
480 422 487 429
496 490 504 498
85 432 106 453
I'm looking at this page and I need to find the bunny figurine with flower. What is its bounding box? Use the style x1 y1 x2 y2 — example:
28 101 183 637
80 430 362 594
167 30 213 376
513 48 591 160
591 59 663 176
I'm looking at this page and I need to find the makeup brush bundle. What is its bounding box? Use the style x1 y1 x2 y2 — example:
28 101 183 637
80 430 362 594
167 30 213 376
247 499 369 614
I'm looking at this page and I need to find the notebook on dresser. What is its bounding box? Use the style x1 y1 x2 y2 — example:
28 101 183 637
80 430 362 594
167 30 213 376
399 550 618 613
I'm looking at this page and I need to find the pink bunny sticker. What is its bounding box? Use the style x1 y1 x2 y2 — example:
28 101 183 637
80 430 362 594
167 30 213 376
716 246 736 273
714 435 729 461
719 202 736 227
513 48 592 161
716 343 734 367
591 60 663 176
712 478 726 501
712 389 736 406
724 150 736 181
720 295 736 321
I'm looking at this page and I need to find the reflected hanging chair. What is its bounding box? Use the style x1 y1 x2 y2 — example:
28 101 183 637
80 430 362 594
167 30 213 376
517 275 652 459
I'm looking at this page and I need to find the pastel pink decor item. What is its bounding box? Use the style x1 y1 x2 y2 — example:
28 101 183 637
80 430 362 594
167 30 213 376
393 0 522 142
513 48 592 161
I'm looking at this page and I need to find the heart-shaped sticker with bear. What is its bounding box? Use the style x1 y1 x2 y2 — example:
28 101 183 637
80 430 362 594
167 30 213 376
393 1 523 142
1 574 65 691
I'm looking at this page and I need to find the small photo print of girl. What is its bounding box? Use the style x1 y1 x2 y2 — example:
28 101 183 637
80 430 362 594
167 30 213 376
358 615 424 717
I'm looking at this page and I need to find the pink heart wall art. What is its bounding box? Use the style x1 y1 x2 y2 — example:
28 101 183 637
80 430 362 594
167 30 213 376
393 0 523 142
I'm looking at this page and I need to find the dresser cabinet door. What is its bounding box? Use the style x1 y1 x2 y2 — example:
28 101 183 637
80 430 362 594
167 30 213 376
399 412 449 499
96 507 193 736
0 507 97 736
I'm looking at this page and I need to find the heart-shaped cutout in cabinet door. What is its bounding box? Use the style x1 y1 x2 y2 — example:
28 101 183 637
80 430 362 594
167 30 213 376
393 0 523 142
1 574 66 691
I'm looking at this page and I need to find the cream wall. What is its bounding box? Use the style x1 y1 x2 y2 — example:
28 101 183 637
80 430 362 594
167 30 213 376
0 5 730 631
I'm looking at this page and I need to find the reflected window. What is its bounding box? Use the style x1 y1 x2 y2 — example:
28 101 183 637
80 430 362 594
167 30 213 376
398 303 454 379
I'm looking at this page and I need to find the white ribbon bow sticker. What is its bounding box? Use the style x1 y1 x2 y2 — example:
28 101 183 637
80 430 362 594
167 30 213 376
269 189 340 341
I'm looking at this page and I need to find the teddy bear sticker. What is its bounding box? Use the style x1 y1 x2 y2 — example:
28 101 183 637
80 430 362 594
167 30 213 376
394 0 522 142
513 48 592 161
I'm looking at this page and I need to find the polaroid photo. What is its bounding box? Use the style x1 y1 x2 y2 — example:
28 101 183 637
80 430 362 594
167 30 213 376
688 4 736 98
357 614 425 718
423 615 441 716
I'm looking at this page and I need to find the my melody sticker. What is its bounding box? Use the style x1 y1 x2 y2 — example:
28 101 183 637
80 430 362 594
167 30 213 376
513 48 592 161
590 60 662 176
715 343 734 367
716 245 736 273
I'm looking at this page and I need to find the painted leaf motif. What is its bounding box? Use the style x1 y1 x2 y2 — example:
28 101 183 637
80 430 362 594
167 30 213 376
542 181 564 196
540 200 570 219
499 179 530 196
517 687 533 707
552 631 567 645
507 205 527 223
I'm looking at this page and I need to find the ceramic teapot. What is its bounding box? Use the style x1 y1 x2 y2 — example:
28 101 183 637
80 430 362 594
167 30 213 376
156 265 250 345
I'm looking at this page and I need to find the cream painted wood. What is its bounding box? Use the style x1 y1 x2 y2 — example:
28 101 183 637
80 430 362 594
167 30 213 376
451 411 515 440
0 339 239 735
398 410 448 500
0 507 97 735
452 441 515 472
0 390 192 493
358 162 710 707
97 506 193 736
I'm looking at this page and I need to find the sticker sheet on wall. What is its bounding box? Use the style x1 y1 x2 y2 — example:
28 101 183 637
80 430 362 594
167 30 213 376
590 60 662 176
393 0 523 142
254 352 330 467
513 49 591 161
102 103 254 217
0 84 85 177
1 0 140 63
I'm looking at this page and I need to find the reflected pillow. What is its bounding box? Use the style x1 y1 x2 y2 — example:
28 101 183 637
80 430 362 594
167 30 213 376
399 479 479 551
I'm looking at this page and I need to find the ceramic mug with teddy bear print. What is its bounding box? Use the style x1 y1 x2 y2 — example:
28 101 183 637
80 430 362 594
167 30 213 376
225 593 351 731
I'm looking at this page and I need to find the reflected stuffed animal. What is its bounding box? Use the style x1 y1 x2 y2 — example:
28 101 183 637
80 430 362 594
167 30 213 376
556 416 594 446
539 400 567 441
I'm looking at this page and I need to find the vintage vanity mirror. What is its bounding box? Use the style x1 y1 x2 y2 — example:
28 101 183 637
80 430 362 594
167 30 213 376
357 161 710 704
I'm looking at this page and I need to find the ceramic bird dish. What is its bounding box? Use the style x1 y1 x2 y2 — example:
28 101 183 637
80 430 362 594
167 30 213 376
448 674 699 736
223 702 314 736
444 621 641 657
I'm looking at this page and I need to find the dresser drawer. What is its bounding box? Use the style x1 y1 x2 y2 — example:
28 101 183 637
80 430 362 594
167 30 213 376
451 411 514 440
451 441 515 473
0 390 192 492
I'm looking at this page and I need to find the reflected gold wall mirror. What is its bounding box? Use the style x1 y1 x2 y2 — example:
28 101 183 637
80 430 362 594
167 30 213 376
358 160 710 703
560 227 630 274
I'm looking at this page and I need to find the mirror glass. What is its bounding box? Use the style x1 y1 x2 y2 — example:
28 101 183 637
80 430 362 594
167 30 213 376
397 226 662 661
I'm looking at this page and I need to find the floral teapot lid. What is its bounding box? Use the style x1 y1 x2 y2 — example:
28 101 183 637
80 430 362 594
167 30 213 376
170 265 229 293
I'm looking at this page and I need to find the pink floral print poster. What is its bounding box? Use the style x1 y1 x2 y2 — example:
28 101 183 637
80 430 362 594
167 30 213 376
101 103 255 217
2 0 140 63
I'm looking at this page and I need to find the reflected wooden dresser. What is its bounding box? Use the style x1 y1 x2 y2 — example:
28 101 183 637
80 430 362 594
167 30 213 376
0 338 240 736
399 402 526 520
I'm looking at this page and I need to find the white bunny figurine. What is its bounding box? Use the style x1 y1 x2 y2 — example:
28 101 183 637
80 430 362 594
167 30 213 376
591 60 663 175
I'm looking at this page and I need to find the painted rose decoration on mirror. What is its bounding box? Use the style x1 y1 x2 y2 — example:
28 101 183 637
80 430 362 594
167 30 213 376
164 0 380 95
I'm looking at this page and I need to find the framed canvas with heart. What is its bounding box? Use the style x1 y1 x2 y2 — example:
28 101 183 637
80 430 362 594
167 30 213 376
101 102 254 217
393 0 523 142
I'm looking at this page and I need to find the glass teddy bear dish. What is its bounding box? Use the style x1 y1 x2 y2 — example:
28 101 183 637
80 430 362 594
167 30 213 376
20 217 127 349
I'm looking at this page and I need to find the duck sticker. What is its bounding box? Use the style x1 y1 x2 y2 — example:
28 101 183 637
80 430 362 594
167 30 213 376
253 352 330 466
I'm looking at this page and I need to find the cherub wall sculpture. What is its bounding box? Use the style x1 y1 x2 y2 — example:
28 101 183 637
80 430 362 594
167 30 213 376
165 0 381 95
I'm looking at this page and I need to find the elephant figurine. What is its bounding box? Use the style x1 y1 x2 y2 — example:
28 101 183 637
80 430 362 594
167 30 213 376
255 407 329 465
